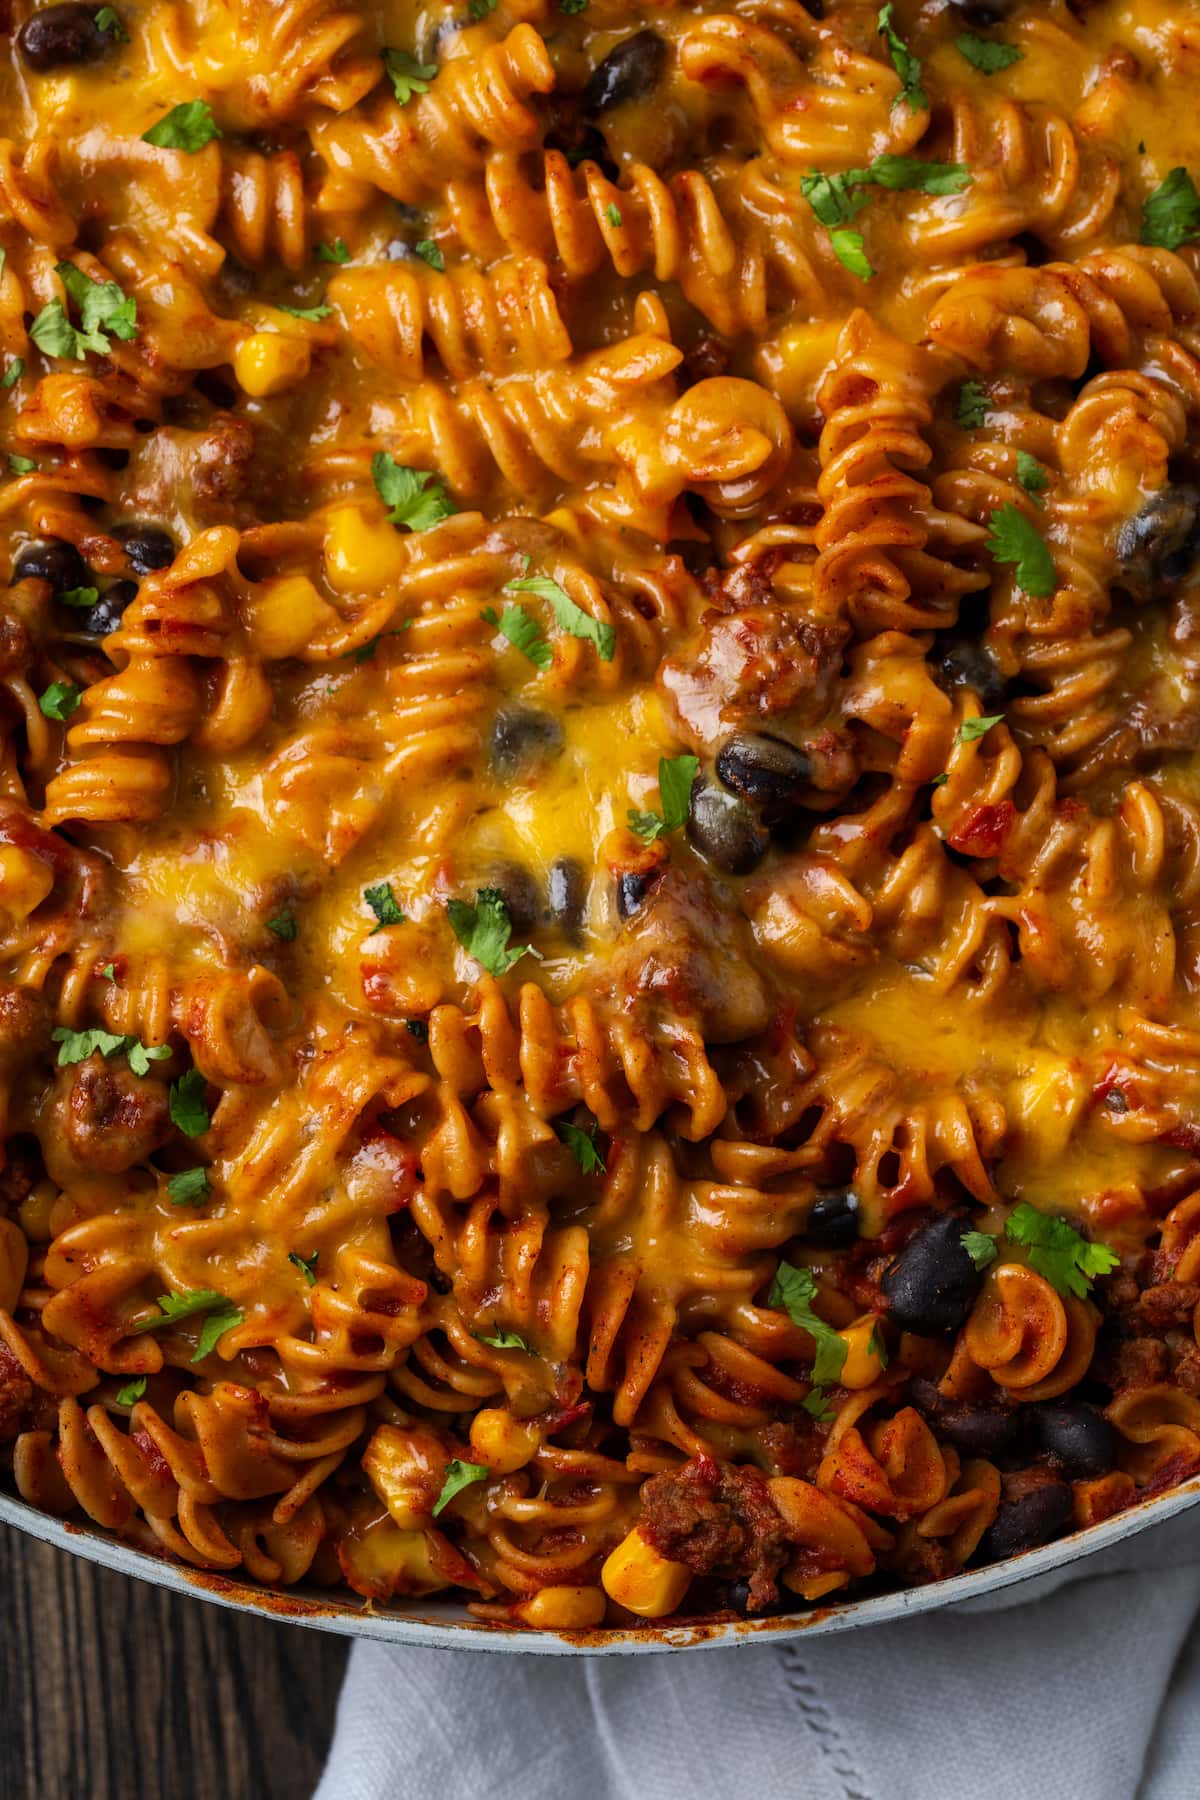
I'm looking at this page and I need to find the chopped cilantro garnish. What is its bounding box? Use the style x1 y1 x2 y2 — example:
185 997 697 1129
957 713 1005 744
878 3 927 112
266 909 297 941
556 1116 606 1174
116 1376 145 1405
276 302 332 322
504 575 616 662
481 603 552 670
627 754 698 842
371 453 455 531
0 359 23 389
955 33 1023 73
986 503 1055 597
1016 450 1049 506
768 1261 848 1386
447 888 540 977
955 380 989 429
433 1458 488 1516
1004 1203 1119 1299
141 100 222 152
60 585 99 607
604 202 623 227
39 680 81 720
962 1229 999 1271
384 49 437 106
169 1068 211 1137
316 239 350 264
477 1327 530 1350
415 239 445 270
1141 168 1200 250
363 881 405 926
8 455 35 474
94 7 128 38
167 1167 210 1207
289 1250 319 1286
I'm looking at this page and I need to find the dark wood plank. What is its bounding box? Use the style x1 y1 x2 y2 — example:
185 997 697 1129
0 1522 348 1800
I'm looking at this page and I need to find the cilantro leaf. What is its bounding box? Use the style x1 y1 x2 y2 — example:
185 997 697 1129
127 1041 170 1076
556 1116 606 1175
192 1306 243 1362
561 0 589 12
481 603 552 670
878 3 927 112
986 503 1055 597
1004 1202 1119 1299
830 229 874 280
30 300 106 362
167 1167 210 1207
627 753 698 842
504 575 616 661
802 156 968 281
477 1327 530 1350
415 239 444 270
800 171 873 229
169 1068 210 1137
276 302 332 321
957 713 1004 743
469 0 497 17
605 202 623 227
956 33 1023 73
116 1376 145 1405
769 1261 848 1386
371 453 455 531
52 1026 129 1066
363 881 405 926
60 585 99 607
956 380 989 429
1141 168 1200 250
267 909 297 941
1 358 23 389
867 1321 888 1368
447 887 540 977
802 1387 836 1423
316 239 350 264
962 1229 999 1271
142 100 222 152
39 680 81 721
1016 450 1049 506
289 1249 319 1286
8 455 35 474
95 7 128 38
433 1458 488 1516
130 1288 226 1334
866 155 971 196
383 48 436 104
56 262 137 344
100 964 116 982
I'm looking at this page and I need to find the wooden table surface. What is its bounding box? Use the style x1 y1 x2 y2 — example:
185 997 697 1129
0 1522 349 1800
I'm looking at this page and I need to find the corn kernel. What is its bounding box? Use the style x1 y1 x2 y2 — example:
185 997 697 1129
515 1585 607 1630
601 1527 691 1619
242 574 338 659
234 331 311 398
838 1315 887 1390
469 1408 541 1475
323 504 408 593
0 1215 28 1313
0 845 54 921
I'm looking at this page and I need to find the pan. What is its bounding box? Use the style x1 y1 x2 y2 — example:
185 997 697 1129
3 1474 1198 1654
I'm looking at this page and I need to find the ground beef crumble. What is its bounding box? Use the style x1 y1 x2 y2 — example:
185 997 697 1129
638 1454 789 1613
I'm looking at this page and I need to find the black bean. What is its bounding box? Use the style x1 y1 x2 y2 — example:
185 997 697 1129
1115 484 1200 602
976 1474 1072 1564
727 1578 789 1617
12 538 90 595
548 856 586 944
880 1212 983 1335
1032 1403 1116 1479
804 1188 860 1249
616 871 648 919
18 4 116 69
909 1377 1020 1458
581 30 666 116
80 580 136 637
931 637 1007 710
488 706 564 778
120 525 175 573
716 733 812 822
951 0 1017 22
686 777 769 874
488 861 540 938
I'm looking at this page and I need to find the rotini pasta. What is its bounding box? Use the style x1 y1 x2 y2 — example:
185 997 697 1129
0 0 1199 1636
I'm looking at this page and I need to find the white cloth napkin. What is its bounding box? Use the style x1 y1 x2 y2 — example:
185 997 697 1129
315 1513 1200 1800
